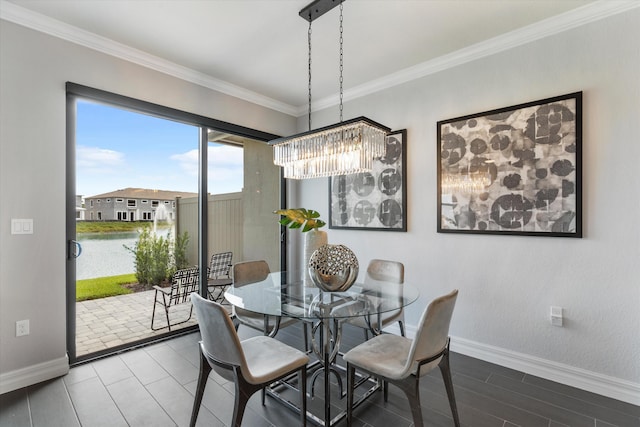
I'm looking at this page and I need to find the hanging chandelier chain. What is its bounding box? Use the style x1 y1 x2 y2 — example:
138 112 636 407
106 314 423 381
308 18 313 131
339 1 344 123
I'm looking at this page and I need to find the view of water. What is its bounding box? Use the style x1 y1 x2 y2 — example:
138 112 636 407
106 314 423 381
76 230 170 280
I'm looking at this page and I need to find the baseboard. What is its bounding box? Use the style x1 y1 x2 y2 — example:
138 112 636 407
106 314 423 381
0 355 69 395
448 335 640 406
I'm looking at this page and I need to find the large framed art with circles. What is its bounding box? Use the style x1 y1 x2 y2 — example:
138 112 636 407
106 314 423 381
329 129 407 231
437 92 582 237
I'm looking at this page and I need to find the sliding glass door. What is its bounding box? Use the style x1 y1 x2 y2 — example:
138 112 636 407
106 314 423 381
66 83 283 363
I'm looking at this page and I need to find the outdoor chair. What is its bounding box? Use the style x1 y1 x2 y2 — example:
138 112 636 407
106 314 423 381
344 289 460 427
150 266 200 331
189 293 308 427
207 251 233 303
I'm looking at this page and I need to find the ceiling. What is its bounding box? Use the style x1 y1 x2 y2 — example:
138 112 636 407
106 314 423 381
2 0 615 115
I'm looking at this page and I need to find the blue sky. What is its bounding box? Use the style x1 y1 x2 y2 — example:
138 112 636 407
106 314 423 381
76 100 243 197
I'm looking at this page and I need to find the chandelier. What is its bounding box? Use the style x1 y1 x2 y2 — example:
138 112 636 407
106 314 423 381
270 0 391 179
441 172 492 194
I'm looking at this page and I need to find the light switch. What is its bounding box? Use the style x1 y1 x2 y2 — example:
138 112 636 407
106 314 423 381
11 219 34 235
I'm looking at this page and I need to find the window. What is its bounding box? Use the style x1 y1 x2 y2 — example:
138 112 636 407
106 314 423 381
127 199 136 207
116 198 124 203
97 212 102 220
90 200 94 207
142 212 152 220
116 211 127 221
151 200 159 207
164 201 170 205
142 200 148 204
106 198 111 202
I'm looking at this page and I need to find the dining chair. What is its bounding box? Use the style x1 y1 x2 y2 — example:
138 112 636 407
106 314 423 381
189 293 308 427
346 259 405 338
233 260 307 348
207 251 233 303
344 289 460 427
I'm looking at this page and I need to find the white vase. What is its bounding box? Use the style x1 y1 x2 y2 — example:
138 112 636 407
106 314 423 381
303 229 328 286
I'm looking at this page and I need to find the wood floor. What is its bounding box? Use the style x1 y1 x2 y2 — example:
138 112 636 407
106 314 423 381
1 323 638 427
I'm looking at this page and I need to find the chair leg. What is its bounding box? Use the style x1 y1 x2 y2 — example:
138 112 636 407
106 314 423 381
398 319 405 337
189 348 212 427
346 363 356 426
391 376 424 427
232 370 261 427
303 322 309 353
299 365 307 427
162 294 171 332
439 348 461 427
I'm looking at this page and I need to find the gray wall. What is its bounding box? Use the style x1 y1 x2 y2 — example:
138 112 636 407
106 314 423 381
0 20 295 392
291 9 640 403
1 7 639 404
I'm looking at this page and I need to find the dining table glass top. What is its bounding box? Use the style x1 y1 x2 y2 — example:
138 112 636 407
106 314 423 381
224 271 419 320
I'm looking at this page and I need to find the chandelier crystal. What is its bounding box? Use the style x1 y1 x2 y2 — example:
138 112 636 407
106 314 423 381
441 171 492 194
272 117 389 179
270 0 390 180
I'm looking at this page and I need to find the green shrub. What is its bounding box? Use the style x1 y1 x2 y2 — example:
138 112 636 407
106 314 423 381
125 225 189 286
172 231 190 273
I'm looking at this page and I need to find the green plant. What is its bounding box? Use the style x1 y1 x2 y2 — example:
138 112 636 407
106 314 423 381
171 231 190 273
274 208 326 232
124 225 171 286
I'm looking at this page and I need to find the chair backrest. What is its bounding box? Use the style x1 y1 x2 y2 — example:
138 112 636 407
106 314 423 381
169 267 200 305
233 260 270 288
191 293 246 370
405 289 458 376
208 251 233 279
366 259 404 284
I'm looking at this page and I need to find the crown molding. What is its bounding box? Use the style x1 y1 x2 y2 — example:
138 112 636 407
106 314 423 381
306 0 640 115
0 0 298 116
2 0 638 118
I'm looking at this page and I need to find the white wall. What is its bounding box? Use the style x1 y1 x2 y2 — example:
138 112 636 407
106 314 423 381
292 9 640 403
0 20 296 392
1 7 639 405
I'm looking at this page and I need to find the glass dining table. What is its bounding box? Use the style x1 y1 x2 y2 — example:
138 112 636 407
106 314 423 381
224 271 420 426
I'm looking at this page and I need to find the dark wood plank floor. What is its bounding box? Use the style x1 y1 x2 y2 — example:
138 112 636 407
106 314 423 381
1 322 638 427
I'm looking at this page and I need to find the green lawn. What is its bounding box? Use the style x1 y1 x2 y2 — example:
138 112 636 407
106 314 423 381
76 220 171 234
76 274 137 301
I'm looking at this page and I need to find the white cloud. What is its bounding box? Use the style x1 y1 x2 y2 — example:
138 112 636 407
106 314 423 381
77 145 125 171
170 145 244 184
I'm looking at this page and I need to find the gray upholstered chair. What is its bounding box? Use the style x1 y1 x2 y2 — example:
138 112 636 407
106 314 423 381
233 260 303 340
346 259 405 338
344 289 460 427
189 293 308 427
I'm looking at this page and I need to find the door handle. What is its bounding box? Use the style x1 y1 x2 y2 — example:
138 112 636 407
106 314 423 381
68 240 82 259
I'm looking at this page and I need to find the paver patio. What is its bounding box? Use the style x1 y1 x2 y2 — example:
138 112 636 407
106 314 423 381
76 289 201 357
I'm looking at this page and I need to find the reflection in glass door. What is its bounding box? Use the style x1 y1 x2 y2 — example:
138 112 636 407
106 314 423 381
205 130 281 275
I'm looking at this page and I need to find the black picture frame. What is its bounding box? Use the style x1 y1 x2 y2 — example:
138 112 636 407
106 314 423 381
437 92 582 237
329 129 407 231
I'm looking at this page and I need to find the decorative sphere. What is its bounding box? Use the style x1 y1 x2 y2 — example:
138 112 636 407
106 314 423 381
308 244 359 292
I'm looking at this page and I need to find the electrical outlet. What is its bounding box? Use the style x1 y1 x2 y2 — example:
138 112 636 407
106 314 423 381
16 319 30 337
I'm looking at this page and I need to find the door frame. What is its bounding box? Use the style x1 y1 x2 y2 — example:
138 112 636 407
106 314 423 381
65 82 284 364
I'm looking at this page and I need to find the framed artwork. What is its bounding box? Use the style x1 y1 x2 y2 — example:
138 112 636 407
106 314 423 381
437 92 582 237
329 129 407 231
